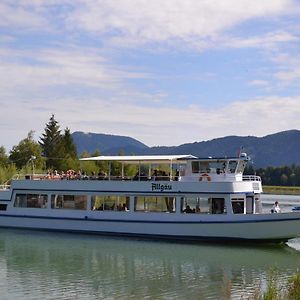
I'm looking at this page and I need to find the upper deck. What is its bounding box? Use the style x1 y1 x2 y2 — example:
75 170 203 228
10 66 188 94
80 153 260 183
0 154 262 195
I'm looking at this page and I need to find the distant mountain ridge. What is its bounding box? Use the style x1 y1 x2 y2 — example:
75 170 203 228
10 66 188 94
72 130 300 168
72 131 149 155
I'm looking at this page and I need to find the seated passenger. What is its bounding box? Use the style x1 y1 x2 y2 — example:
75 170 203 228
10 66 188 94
122 203 129 211
183 205 193 213
98 171 107 180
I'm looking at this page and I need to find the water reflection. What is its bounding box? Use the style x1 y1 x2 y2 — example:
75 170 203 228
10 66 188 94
0 230 300 299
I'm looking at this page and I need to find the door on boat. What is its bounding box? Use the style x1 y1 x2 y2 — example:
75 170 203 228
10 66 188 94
210 198 225 214
246 196 254 214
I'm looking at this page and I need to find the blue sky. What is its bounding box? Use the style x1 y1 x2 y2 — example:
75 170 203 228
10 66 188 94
1 0 300 151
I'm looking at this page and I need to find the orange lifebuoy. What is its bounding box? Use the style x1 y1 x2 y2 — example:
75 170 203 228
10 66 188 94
199 173 212 182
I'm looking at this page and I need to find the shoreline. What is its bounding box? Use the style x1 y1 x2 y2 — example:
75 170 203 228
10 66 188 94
263 185 300 195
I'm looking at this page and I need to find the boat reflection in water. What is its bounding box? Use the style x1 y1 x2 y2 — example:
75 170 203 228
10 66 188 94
1 230 300 299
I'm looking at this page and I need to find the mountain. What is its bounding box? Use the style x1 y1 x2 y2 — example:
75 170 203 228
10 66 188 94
72 131 149 155
72 130 300 168
142 130 300 168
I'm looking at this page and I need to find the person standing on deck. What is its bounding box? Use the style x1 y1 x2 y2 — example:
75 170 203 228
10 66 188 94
271 201 281 213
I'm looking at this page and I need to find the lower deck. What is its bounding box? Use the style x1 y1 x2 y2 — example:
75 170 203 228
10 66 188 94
0 186 262 217
1 179 300 242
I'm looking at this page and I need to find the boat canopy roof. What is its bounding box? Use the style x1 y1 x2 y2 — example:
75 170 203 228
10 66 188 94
80 154 197 164
80 154 249 165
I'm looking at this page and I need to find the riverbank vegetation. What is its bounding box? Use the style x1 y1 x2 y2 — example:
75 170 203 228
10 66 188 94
246 165 300 188
256 269 300 300
263 186 300 195
220 268 300 299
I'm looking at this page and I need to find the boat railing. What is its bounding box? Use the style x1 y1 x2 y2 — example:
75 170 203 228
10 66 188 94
21 174 178 182
0 184 10 190
16 173 261 183
242 175 261 182
72 175 176 181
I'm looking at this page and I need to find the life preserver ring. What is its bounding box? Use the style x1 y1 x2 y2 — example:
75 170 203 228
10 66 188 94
199 173 212 182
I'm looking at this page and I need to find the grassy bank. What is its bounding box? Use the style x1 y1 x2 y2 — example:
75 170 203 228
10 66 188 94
263 185 300 195
224 269 300 300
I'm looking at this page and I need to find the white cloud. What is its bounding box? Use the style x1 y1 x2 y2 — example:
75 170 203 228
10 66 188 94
1 1 299 52
248 80 269 87
267 53 300 84
64 0 297 47
222 31 298 50
276 69 300 82
0 46 149 95
0 2 49 30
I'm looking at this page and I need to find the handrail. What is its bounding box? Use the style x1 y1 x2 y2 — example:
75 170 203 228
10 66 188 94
243 175 261 182
19 174 176 182
0 184 10 190
4 173 262 182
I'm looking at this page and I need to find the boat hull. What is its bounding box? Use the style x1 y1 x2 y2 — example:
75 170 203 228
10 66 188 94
0 212 300 242
0 179 297 243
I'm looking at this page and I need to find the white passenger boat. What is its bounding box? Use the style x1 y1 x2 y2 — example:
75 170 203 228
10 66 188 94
0 154 300 243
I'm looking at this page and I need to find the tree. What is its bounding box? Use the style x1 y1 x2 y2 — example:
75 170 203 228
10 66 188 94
62 127 77 159
0 146 8 166
9 131 44 170
280 173 289 186
59 127 79 170
39 114 64 170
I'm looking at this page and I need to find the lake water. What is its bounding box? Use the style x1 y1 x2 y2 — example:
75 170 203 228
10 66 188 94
1 195 300 299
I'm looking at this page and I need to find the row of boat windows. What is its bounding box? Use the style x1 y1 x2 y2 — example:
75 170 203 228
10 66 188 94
191 160 246 174
13 193 260 214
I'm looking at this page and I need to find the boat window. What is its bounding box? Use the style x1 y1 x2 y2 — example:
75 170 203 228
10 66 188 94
207 161 226 174
51 195 87 210
199 162 210 173
192 161 211 173
134 196 175 213
14 193 48 208
181 196 225 214
0 204 7 211
192 161 226 174
91 195 130 211
231 198 245 214
228 160 238 173
192 162 200 173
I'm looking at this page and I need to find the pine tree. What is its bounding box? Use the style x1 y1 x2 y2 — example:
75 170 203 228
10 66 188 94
60 127 79 171
39 114 63 170
62 127 77 159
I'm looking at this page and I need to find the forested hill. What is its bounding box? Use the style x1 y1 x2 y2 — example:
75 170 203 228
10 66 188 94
72 131 149 155
72 130 300 168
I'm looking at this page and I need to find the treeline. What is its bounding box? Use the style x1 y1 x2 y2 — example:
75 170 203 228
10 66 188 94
245 165 300 186
0 115 136 184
